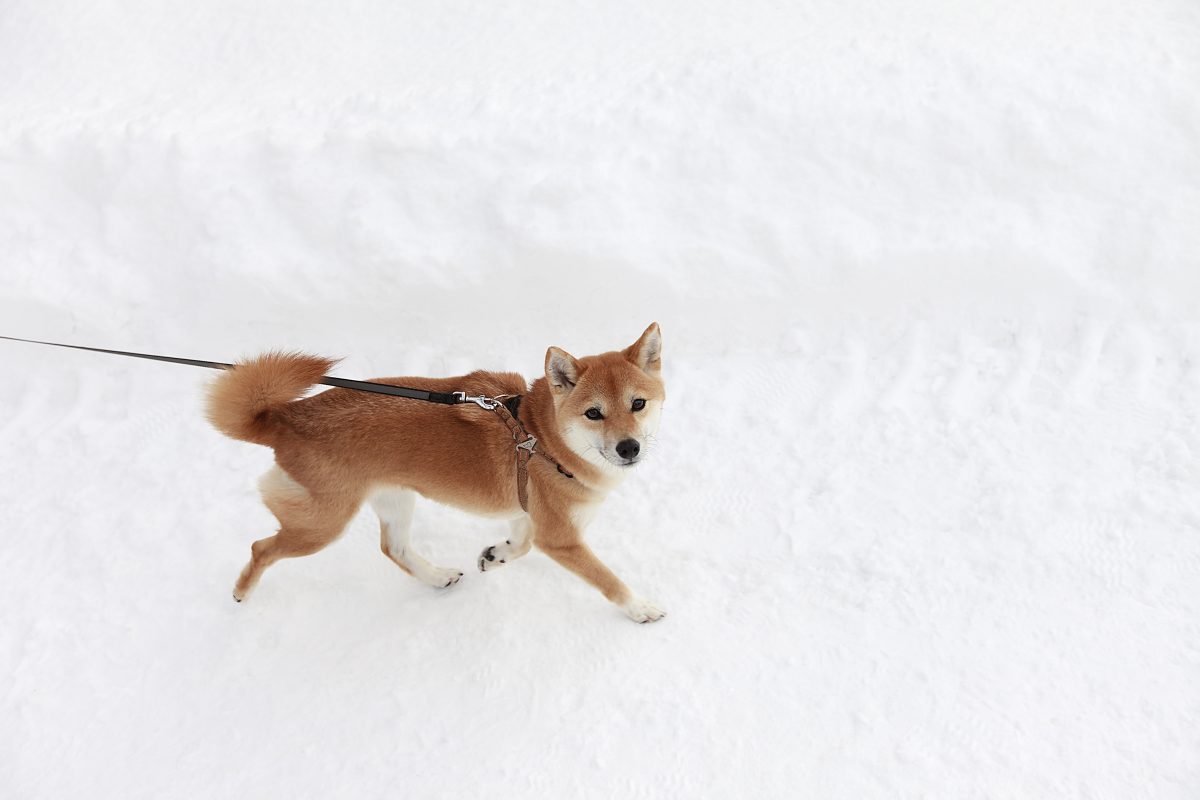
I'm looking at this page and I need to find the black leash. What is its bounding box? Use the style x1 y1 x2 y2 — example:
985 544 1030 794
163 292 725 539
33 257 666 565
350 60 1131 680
0 335 465 405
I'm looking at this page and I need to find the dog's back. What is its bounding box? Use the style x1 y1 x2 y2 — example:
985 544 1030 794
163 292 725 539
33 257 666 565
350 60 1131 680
206 355 529 510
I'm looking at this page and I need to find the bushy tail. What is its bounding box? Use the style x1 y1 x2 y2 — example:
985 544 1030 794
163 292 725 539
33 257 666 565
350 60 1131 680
205 351 338 446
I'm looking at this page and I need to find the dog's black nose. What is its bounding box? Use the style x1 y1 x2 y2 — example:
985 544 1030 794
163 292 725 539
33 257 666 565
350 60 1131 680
616 438 640 460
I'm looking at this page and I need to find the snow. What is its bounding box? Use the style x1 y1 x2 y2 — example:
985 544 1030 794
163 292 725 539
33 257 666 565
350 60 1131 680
2 1 1199 797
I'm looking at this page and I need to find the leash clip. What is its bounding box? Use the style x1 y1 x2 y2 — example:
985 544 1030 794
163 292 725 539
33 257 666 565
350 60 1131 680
454 392 501 409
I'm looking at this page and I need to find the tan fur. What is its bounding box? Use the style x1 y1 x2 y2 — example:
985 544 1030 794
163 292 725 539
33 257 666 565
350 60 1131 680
210 324 667 622
206 351 338 446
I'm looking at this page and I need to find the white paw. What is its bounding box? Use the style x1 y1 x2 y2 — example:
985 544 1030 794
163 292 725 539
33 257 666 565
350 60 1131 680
435 567 464 588
478 544 502 572
478 541 520 572
622 597 666 623
413 564 463 588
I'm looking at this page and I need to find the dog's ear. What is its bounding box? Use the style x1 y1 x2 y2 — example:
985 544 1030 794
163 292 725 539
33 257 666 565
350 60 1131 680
545 346 581 393
624 322 662 373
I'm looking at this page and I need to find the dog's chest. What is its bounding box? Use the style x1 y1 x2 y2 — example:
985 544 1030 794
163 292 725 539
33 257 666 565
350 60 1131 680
570 498 605 531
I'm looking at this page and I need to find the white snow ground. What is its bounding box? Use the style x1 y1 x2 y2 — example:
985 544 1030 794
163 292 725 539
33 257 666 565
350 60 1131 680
2 1 1199 797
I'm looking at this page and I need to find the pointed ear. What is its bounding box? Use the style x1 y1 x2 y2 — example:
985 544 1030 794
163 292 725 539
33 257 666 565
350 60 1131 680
545 346 581 393
624 322 662 373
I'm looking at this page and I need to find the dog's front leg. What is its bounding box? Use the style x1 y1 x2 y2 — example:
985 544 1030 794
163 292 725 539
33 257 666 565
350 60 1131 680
533 516 665 623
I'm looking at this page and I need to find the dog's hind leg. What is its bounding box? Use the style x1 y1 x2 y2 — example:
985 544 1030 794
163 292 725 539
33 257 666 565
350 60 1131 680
478 516 534 572
233 466 358 602
370 487 463 588
233 528 334 602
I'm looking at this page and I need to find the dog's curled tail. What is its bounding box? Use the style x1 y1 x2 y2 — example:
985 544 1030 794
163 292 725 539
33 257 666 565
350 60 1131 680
205 351 338 446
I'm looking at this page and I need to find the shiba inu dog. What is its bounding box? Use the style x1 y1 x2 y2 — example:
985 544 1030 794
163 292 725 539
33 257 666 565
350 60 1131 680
205 323 666 622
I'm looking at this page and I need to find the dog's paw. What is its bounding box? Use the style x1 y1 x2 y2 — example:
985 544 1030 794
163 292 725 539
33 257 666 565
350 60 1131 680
477 544 508 572
622 597 666 623
418 565 463 588
439 568 464 588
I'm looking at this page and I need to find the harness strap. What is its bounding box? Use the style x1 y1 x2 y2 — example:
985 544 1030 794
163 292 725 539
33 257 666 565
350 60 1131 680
489 395 574 512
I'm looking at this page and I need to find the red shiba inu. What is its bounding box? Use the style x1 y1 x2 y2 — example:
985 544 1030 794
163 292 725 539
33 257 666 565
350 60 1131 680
205 323 666 622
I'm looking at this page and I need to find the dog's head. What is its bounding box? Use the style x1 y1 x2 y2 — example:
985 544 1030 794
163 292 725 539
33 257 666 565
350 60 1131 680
545 323 665 471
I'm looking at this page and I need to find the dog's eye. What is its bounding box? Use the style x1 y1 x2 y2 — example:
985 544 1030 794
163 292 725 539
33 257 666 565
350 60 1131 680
631 398 646 412
584 408 604 420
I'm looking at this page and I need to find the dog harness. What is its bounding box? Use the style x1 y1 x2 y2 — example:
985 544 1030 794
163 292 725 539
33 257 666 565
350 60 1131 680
474 393 575 512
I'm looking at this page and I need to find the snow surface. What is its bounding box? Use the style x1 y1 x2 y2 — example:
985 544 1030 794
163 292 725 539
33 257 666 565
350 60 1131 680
2 1 1200 797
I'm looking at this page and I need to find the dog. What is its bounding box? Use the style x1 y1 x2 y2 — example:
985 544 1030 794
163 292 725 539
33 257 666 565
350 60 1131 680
205 323 666 622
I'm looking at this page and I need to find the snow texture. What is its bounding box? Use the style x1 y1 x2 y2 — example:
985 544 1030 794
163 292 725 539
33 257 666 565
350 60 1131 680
2 1 1199 797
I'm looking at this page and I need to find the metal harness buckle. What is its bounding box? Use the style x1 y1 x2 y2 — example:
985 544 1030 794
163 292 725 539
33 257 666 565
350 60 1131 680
453 391 501 410
515 436 537 453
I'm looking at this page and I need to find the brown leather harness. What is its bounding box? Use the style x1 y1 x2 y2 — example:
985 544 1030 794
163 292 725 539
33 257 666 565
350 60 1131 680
486 394 574 512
